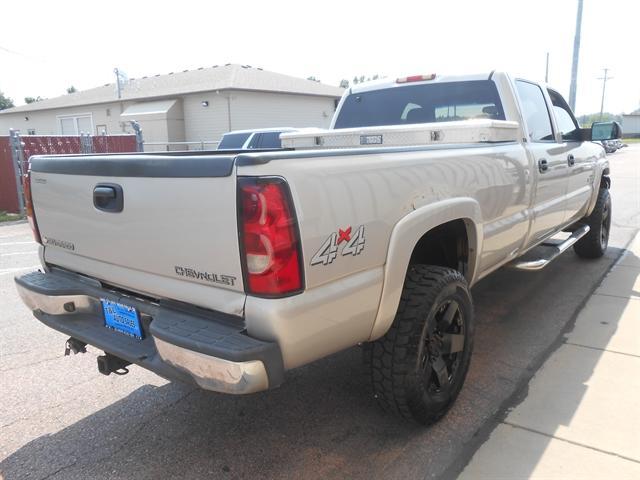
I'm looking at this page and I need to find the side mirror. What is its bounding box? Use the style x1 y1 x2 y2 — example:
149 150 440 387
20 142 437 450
591 121 622 141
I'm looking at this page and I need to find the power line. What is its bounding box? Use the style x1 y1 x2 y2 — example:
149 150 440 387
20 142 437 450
0 45 21 54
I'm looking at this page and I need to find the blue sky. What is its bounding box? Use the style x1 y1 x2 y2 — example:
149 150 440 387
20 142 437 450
1 0 638 115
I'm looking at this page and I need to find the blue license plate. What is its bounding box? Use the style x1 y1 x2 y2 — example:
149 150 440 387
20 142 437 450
101 299 143 339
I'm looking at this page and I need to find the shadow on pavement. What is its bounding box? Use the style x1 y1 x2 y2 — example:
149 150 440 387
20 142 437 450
1 248 633 480
450 249 640 478
0 348 425 480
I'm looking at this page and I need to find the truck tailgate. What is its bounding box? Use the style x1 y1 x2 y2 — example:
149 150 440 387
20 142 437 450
29 154 246 314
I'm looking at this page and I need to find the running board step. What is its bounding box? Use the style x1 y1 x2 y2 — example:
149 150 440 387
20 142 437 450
511 225 590 271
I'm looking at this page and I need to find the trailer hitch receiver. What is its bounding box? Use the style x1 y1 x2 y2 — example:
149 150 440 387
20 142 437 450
97 353 131 376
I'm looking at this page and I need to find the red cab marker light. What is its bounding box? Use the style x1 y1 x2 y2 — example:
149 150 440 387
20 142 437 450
396 74 436 84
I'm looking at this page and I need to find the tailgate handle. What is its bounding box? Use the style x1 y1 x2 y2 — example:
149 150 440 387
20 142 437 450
93 184 124 213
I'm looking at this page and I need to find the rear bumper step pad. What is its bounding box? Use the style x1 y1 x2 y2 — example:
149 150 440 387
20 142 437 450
15 270 283 394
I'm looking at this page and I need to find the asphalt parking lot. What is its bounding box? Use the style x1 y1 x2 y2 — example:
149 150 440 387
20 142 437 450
2 145 639 480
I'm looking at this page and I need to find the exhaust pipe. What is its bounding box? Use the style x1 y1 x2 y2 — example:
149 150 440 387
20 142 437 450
97 353 131 376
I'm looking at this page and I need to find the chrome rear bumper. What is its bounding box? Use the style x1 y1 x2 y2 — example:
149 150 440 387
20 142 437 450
154 338 269 393
15 270 283 394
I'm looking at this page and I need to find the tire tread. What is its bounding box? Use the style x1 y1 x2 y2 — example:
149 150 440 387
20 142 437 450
368 265 473 424
574 187 611 259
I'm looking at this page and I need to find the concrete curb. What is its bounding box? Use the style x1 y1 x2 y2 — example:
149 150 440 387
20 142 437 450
457 232 640 478
0 219 28 227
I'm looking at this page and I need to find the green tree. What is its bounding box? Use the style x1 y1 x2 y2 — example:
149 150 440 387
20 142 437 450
24 96 43 104
66 86 77 94
0 90 14 110
576 112 622 127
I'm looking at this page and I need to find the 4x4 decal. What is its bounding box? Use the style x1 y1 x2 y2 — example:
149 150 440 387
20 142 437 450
311 225 366 266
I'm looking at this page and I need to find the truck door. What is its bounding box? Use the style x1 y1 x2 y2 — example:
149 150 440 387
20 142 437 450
515 80 569 246
547 88 595 224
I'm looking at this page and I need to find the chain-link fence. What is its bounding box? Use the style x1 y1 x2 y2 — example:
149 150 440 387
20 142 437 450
143 140 220 151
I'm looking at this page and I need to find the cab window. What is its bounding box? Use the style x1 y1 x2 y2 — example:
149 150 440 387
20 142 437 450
334 80 505 128
548 89 580 141
515 80 554 142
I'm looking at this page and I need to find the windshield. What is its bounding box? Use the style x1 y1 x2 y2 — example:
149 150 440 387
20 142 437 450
218 132 251 149
334 80 505 129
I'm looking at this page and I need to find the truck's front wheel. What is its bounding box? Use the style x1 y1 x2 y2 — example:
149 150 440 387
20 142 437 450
368 265 474 424
574 187 611 259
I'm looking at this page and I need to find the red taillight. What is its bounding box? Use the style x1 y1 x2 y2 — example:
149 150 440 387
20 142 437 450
238 177 303 296
396 74 436 83
23 169 42 244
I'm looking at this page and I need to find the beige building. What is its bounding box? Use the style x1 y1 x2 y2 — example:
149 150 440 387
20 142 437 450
621 113 640 137
0 64 344 148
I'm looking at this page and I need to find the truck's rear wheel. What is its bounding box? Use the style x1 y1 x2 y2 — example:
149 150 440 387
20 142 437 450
368 265 474 424
574 187 611 259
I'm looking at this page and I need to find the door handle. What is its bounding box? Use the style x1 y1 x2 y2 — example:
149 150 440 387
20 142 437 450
538 158 549 173
567 154 575 167
93 184 124 212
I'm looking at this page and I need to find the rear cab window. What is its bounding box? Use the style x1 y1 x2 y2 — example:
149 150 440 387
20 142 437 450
334 80 506 129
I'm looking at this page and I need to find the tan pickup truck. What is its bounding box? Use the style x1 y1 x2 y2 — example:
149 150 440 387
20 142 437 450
16 71 621 424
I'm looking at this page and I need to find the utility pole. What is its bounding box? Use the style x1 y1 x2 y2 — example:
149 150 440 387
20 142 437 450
598 68 613 120
545 52 550 83
568 0 583 111
114 68 122 99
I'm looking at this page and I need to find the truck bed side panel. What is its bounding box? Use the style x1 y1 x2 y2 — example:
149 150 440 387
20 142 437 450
238 143 532 365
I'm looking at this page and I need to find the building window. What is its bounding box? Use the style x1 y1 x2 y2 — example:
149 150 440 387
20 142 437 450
58 114 93 135
96 124 108 135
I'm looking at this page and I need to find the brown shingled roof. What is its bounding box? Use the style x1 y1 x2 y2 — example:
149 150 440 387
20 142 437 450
1 64 344 114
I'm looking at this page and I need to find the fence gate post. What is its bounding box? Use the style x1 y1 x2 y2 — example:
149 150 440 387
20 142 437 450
130 121 144 152
80 132 93 154
8 129 25 215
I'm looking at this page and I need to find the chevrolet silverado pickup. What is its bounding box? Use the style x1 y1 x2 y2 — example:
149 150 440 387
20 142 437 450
16 71 621 424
